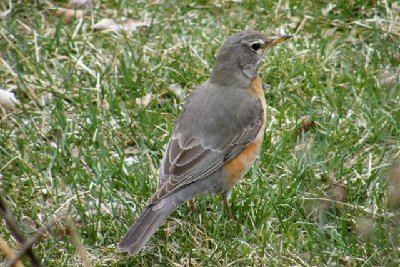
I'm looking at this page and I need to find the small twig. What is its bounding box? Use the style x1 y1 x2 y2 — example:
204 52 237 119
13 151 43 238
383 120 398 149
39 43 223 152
5 207 69 267
0 236 24 267
66 216 93 267
0 197 41 266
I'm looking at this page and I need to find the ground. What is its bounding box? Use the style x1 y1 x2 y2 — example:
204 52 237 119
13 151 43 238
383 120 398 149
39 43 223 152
1 0 400 266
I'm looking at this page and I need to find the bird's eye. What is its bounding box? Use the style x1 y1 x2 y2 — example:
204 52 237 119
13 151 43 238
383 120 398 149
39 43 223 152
251 43 261 51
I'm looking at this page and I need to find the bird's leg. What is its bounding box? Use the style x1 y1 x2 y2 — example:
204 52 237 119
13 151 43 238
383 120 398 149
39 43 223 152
222 190 237 222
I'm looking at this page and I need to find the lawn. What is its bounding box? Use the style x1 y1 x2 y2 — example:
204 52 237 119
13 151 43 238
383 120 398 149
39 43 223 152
1 0 400 266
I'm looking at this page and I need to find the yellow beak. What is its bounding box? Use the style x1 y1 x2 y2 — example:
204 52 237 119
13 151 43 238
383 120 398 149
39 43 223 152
266 35 292 49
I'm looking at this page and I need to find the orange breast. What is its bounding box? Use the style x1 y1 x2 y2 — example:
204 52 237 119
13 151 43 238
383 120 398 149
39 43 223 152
223 77 266 187
247 76 264 99
224 141 263 187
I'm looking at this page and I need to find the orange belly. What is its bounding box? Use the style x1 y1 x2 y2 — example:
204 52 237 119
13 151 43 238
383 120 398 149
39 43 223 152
223 140 263 187
223 77 266 187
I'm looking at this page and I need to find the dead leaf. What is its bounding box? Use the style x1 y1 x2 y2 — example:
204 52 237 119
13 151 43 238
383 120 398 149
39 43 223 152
0 88 19 109
92 18 149 34
332 181 347 209
54 219 85 239
56 224 69 239
92 18 116 31
55 9 65 16
339 255 355 266
168 83 183 98
296 115 316 134
325 173 347 210
55 8 84 24
135 93 153 108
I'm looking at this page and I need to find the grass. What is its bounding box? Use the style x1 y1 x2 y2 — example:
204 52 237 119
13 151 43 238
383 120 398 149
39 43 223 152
1 0 400 266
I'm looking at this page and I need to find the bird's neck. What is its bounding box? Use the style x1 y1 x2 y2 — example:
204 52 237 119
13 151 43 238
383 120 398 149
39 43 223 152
209 65 253 88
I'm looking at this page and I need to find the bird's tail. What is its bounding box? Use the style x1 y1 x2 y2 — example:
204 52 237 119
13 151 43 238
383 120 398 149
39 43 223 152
118 198 181 256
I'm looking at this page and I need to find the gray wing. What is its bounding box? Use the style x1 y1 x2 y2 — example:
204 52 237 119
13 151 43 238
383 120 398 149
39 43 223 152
151 82 263 204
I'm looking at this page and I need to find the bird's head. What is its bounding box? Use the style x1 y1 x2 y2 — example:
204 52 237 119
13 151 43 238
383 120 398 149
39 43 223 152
210 30 291 86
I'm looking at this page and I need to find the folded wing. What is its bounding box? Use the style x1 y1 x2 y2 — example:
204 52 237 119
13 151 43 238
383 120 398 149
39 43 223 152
152 84 263 204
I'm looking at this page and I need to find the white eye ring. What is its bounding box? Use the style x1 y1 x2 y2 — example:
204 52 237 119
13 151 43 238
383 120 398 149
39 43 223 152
249 39 264 52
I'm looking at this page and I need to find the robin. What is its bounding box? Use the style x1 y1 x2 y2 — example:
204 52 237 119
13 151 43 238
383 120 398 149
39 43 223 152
119 30 291 256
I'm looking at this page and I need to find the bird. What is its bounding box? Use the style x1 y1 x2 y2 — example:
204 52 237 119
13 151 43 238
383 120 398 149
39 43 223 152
119 30 291 256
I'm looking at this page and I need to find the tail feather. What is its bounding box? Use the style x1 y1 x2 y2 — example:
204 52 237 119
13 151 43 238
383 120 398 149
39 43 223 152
118 198 180 255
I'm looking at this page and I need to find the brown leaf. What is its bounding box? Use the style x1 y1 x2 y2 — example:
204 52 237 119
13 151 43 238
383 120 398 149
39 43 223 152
326 172 348 210
339 255 355 267
55 8 84 24
55 8 65 16
56 224 69 239
296 115 316 134
332 181 347 209
55 219 85 239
